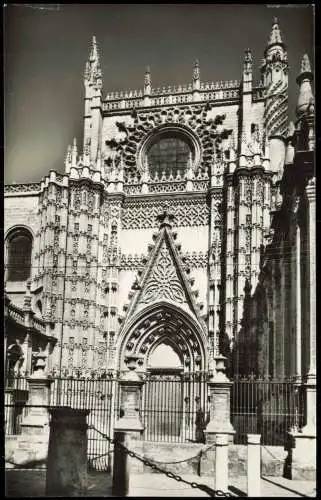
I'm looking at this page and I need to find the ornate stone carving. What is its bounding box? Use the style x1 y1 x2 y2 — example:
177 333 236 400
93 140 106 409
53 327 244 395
140 242 185 304
122 198 209 229
104 105 231 180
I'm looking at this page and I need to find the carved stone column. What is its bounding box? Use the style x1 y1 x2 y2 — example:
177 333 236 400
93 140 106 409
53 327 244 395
112 355 144 496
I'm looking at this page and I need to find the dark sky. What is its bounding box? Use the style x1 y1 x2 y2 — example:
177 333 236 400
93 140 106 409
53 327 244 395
4 4 314 184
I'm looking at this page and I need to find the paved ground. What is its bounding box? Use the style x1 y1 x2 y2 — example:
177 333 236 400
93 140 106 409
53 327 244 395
5 469 316 497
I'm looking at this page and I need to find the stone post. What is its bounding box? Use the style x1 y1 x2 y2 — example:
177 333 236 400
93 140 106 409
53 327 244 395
112 355 144 497
20 350 53 435
247 434 261 497
46 408 90 497
215 434 229 495
204 355 235 443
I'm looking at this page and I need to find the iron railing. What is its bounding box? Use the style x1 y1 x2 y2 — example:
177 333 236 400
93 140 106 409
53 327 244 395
5 375 116 471
231 376 305 446
5 373 305 462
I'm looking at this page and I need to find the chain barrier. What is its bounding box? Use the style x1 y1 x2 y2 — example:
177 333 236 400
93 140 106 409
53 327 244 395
88 425 232 497
142 442 215 465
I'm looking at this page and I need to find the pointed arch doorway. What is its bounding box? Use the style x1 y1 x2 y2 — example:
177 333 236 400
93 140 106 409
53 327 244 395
144 342 184 441
116 302 209 442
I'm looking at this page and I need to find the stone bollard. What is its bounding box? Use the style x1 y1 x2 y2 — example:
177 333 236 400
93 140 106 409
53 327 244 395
215 433 229 495
112 355 144 497
46 408 90 497
247 434 261 497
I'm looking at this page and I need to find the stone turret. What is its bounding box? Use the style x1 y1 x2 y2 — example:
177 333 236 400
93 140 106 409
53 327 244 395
295 54 314 152
261 18 288 178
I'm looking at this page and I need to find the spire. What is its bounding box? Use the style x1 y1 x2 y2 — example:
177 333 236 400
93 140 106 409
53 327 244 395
90 35 99 64
267 17 284 48
296 53 314 118
85 35 102 90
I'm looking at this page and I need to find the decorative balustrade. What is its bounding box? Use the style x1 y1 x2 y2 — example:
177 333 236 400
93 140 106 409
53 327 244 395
7 304 25 325
6 303 49 336
200 79 239 90
5 182 41 194
102 79 243 112
33 316 47 334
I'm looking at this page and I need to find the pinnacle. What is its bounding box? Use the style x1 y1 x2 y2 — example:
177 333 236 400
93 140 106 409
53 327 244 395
193 59 200 81
89 35 100 64
144 66 151 88
244 48 252 61
300 53 312 74
267 17 283 46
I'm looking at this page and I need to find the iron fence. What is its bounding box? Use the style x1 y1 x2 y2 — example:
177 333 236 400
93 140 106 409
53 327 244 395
5 372 305 461
231 376 304 446
5 374 117 471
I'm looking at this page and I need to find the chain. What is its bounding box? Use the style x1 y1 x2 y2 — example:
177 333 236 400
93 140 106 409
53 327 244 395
142 441 215 465
88 425 231 497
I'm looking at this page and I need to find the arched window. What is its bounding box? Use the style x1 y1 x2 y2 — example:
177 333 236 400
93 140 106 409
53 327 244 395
6 228 33 282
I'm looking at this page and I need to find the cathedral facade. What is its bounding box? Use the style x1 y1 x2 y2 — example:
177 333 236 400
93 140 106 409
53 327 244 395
4 19 315 384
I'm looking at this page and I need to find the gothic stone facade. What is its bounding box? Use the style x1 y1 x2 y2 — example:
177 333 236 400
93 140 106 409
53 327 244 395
4 19 315 381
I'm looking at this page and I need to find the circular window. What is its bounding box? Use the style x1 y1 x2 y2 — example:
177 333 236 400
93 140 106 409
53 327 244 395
138 125 201 179
147 135 193 179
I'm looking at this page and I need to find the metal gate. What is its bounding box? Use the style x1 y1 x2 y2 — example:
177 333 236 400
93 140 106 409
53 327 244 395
141 371 209 443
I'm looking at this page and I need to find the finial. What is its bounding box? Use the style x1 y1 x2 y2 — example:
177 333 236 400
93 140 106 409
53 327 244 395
90 35 99 62
300 53 312 74
65 144 72 161
193 59 200 82
144 65 151 88
296 53 314 117
267 17 284 46
244 48 252 62
156 207 175 229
